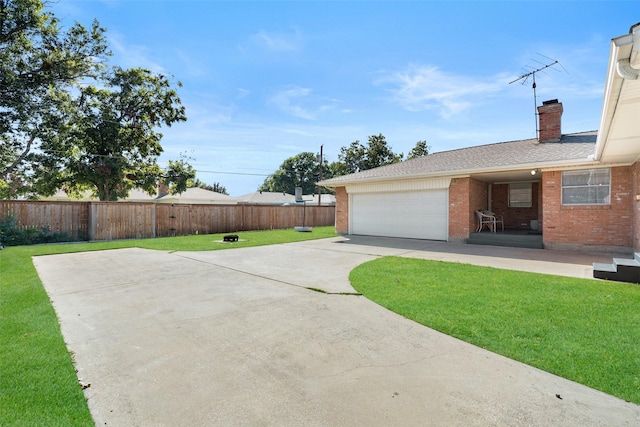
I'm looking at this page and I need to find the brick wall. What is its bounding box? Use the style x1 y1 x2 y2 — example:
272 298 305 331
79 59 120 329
542 167 633 252
448 178 468 241
492 182 540 229
470 178 488 229
449 177 487 240
335 186 349 234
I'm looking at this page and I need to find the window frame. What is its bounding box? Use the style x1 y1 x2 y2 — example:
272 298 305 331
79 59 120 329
508 182 532 208
561 168 611 206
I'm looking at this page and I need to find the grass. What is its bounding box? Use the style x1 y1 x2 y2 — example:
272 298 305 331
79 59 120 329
0 227 338 426
349 256 640 404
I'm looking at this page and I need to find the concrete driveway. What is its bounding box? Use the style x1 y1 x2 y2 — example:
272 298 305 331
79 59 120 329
34 236 639 426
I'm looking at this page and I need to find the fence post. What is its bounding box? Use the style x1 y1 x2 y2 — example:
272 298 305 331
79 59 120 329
151 203 156 238
87 202 96 241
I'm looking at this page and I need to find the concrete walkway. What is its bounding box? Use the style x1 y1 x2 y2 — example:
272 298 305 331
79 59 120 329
34 236 639 426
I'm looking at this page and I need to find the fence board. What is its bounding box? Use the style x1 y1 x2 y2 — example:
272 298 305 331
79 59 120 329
0 200 335 242
0 200 88 241
89 202 157 241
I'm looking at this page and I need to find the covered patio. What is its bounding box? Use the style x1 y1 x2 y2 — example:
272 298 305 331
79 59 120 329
467 168 543 249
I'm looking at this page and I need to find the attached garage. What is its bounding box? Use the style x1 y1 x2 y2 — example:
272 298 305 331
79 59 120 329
348 179 450 241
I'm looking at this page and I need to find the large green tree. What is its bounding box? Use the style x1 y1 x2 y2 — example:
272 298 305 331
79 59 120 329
1 0 109 198
30 67 193 201
260 151 330 195
338 134 403 174
407 140 431 159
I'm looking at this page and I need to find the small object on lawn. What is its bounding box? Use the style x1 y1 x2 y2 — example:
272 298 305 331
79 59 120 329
223 234 239 242
294 226 312 232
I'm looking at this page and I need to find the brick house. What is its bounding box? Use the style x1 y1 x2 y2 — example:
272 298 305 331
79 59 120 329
320 23 640 255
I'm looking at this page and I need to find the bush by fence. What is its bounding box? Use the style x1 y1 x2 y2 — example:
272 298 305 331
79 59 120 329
0 201 336 244
0 213 71 246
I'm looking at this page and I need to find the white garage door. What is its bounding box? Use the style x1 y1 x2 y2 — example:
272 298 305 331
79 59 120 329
351 190 448 240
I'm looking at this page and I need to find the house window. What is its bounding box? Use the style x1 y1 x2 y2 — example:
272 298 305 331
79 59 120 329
508 182 532 207
562 168 610 205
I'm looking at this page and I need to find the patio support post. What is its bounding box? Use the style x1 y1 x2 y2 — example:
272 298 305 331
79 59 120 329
488 184 493 212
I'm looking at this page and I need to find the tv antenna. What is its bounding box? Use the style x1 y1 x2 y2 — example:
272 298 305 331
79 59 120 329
509 56 567 138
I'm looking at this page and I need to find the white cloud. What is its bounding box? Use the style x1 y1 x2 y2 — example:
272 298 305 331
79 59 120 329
173 50 208 77
109 33 167 74
251 28 303 53
236 88 251 99
375 64 505 118
268 87 335 120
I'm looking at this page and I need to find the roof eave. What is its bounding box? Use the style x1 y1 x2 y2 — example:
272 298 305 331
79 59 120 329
319 157 601 187
594 23 639 161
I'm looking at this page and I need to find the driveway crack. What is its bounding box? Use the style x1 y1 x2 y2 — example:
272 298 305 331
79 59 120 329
173 253 361 296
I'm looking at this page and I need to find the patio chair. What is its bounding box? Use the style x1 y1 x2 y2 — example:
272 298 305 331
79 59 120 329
476 210 504 232
475 210 495 232
483 210 504 232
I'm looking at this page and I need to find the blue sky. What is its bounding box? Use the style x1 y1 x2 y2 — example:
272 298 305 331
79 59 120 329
50 1 637 196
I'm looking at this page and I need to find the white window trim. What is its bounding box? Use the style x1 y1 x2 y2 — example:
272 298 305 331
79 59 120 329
561 168 611 206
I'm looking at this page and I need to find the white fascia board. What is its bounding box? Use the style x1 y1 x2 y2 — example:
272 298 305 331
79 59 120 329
595 30 636 161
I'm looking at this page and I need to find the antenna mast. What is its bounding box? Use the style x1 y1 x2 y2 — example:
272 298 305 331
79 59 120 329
509 58 563 139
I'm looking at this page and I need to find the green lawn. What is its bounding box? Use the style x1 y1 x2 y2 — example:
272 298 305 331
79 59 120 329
0 227 338 426
349 256 640 404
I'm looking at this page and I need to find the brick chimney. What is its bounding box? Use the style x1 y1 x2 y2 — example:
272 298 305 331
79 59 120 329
157 183 169 197
537 99 563 143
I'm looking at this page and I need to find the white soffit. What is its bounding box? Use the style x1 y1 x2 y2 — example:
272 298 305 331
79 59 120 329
597 24 640 164
346 178 451 194
603 79 640 163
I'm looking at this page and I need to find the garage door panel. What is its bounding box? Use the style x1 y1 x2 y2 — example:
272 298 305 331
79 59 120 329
351 190 447 240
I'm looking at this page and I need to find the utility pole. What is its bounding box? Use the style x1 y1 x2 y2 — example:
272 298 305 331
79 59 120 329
317 144 323 206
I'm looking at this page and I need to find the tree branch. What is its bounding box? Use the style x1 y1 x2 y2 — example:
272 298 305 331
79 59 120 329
2 133 35 176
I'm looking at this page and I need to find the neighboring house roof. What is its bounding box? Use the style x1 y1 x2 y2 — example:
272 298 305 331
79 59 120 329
235 191 335 205
235 191 297 204
121 188 157 202
320 131 598 186
41 188 188 202
302 193 336 205
41 189 96 201
156 187 236 204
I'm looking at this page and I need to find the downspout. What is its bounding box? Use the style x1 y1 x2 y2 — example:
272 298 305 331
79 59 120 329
616 23 640 80
616 58 639 80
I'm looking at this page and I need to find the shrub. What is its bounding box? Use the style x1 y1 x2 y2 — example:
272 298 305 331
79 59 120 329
0 213 70 246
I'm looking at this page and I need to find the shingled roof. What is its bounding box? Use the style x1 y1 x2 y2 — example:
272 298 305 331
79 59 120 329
320 131 598 186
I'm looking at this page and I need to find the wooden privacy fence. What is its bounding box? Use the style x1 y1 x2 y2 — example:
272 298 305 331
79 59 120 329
0 201 336 242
